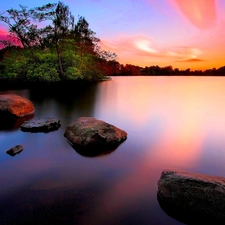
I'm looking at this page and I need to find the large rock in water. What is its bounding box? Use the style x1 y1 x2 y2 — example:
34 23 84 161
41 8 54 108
0 94 34 117
64 117 127 153
157 169 225 224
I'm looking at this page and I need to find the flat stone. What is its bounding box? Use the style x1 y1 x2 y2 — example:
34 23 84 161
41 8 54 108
6 145 23 156
157 169 225 224
0 94 34 117
64 117 127 152
21 117 61 132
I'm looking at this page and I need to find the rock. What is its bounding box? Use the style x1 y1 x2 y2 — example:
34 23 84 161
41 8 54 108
21 117 61 132
157 169 225 224
0 94 34 117
99 76 112 81
64 117 127 152
6 145 23 156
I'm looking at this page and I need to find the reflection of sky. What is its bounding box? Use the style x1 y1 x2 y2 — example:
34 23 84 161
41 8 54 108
2 77 225 224
90 76 225 223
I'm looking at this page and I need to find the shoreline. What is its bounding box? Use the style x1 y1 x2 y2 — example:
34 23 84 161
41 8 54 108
0 76 112 90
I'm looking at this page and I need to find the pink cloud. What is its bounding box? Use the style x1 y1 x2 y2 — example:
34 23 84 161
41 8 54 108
169 0 217 29
0 26 8 40
0 26 9 48
0 25 23 48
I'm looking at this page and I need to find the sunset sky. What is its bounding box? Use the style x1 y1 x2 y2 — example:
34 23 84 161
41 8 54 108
1 0 225 70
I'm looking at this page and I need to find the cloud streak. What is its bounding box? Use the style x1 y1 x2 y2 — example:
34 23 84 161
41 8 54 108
170 0 217 29
177 58 205 62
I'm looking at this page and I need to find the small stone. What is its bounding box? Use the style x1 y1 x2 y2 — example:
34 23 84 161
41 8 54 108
6 145 23 156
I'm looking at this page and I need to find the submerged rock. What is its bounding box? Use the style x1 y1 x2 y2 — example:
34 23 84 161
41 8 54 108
64 117 127 153
0 94 34 117
157 169 225 224
21 117 61 132
6 145 23 156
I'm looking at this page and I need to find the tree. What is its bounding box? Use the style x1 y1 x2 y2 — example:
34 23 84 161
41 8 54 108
0 1 117 81
32 1 75 79
0 5 40 48
73 17 98 55
50 2 75 78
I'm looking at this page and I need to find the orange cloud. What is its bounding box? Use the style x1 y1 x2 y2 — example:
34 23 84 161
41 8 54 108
100 35 204 66
170 0 217 29
178 58 205 62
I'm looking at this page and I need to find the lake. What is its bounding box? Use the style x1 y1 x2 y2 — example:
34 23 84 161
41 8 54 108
1 76 225 225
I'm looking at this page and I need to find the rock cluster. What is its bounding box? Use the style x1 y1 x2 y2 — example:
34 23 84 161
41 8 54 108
0 94 127 156
1 94 128 157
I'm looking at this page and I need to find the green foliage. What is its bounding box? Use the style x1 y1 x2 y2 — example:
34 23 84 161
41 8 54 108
26 50 60 82
79 54 104 81
64 67 83 80
0 1 117 82
1 47 27 80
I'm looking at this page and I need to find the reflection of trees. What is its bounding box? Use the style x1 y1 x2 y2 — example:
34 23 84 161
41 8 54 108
0 114 34 131
29 82 100 127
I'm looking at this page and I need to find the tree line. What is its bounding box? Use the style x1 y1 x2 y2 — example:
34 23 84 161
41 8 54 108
103 63 225 76
0 1 116 82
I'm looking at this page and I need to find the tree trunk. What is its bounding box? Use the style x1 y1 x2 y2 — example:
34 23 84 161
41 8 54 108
56 44 64 80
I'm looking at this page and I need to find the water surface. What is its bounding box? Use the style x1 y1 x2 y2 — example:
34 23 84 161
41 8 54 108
1 76 225 225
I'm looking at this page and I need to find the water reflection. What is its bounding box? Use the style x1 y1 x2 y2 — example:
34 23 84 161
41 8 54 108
1 77 225 225
69 142 120 157
29 82 99 121
157 194 223 225
95 77 225 170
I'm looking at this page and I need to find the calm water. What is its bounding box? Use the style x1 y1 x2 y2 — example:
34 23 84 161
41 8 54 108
1 76 225 225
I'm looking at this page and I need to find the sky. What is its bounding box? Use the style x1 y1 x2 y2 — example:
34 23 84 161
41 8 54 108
0 0 225 71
